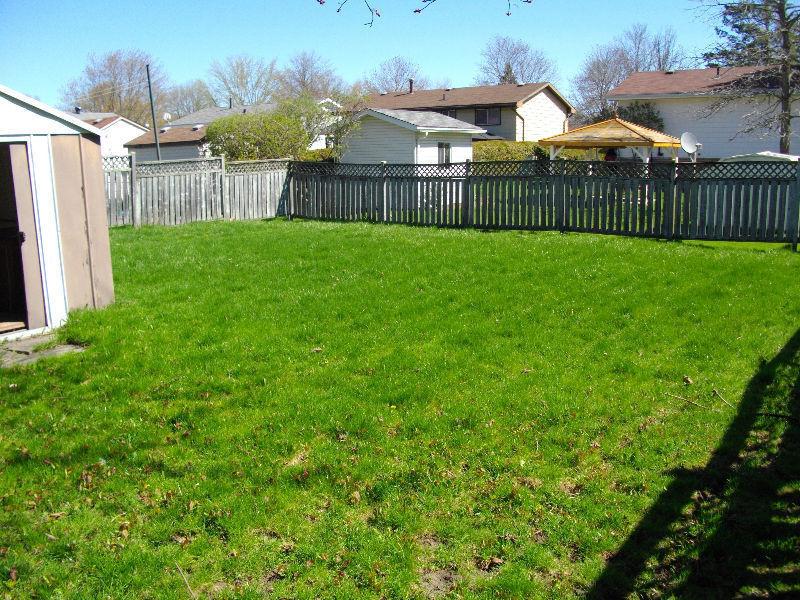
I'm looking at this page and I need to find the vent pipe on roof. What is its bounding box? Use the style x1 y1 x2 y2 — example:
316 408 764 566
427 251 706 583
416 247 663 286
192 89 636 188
74 106 82 114
409 79 414 94
229 97 233 109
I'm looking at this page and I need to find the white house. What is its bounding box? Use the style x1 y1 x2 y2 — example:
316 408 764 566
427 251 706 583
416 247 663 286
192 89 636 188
341 108 485 164
608 67 800 159
0 84 114 338
71 110 148 156
365 82 574 142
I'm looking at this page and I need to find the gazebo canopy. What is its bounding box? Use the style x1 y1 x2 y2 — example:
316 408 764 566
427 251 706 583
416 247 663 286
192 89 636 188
539 118 681 161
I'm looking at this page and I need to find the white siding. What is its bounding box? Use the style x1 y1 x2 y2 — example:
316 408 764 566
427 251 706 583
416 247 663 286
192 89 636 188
130 143 203 162
451 108 518 141
416 132 473 164
100 120 147 156
516 88 571 142
341 116 416 163
618 96 800 159
0 94 83 136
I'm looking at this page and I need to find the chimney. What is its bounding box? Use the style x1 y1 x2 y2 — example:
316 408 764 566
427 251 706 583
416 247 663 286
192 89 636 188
716 65 721 77
409 79 414 94
229 97 233 109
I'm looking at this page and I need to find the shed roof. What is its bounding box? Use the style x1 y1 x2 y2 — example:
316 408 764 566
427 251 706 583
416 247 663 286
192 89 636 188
608 66 769 99
539 118 681 149
361 108 486 133
366 83 574 112
0 83 101 136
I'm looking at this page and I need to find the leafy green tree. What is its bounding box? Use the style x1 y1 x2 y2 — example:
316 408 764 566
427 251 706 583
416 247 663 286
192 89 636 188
703 0 800 153
206 112 310 160
591 101 665 131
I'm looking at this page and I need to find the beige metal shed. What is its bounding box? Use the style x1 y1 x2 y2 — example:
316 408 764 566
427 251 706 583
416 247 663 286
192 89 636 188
0 84 114 338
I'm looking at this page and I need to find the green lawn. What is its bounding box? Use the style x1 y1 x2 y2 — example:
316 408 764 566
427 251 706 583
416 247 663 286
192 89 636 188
2 220 799 599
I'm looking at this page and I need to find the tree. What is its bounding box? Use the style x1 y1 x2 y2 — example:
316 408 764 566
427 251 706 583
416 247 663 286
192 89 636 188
206 111 310 160
277 51 345 100
60 50 168 126
590 101 665 131
164 80 216 119
317 0 533 25
208 54 279 106
571 24 690 122
363 56 431 94
702 0 800 153
476 36 557 85
500 62 518 84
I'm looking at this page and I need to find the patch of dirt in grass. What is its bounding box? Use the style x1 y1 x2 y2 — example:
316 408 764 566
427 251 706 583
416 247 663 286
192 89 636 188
285 446 308 467
418 568 459 598
474 556 504 575
416 533 441 551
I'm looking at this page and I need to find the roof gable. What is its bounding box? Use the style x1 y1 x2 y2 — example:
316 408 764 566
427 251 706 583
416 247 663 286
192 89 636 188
0 83 101 136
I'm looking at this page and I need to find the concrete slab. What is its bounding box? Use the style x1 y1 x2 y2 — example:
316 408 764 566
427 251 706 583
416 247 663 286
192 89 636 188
1 333 83 368
6 333 56 355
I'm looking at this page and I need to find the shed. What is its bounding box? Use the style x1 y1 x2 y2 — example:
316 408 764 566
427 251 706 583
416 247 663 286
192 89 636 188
0 84 114 338
341 108 486 164
539 118 682 161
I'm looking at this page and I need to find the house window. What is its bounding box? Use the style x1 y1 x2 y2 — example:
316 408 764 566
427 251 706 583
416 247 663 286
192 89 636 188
438 143 451 165
475 108 501 126
436 109 458 119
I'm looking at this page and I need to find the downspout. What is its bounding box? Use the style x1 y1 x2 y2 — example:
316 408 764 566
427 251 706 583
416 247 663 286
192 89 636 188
514 105 526 141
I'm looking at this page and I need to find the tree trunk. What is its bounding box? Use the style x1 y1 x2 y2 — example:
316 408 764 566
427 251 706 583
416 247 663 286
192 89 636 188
779 0 793 153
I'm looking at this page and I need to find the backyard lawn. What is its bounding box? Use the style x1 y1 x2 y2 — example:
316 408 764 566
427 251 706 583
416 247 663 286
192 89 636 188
2 219 800 599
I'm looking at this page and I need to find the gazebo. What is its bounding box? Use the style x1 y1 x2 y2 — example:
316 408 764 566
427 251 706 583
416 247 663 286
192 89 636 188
539 118 682 162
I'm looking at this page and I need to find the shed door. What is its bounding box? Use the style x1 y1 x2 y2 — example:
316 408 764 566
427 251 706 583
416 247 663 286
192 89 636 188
0 143 46 331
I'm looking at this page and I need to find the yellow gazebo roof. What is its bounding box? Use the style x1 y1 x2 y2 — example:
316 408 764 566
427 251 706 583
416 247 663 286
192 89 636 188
540 118 681 149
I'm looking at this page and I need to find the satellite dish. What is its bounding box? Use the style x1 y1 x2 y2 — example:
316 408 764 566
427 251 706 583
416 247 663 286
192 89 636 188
680 132 698 154
163 112 172 122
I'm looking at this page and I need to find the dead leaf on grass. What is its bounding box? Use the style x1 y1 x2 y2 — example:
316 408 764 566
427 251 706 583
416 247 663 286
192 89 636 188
285 447 308 467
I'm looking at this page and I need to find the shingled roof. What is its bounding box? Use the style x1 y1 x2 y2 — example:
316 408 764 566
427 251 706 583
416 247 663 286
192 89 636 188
539 118 680 149
126 126 207 147
608 66 770 99
366 83 573 112
363 108 486 133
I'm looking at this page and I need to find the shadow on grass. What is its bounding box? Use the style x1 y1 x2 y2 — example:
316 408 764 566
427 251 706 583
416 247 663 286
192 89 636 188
588 329 800 599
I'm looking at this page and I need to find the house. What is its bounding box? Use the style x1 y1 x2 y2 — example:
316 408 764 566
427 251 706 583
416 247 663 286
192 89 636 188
125 102 276 161
341 108 485 164
126 98 339 161
365 82 574 143
0 84 114 338
70 109 148 156
608 66 799 159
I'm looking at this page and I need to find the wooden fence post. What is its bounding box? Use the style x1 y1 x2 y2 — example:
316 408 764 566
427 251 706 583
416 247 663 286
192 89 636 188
664 164 676 238
462 159 472 228
792 162 800 252
287 162 294 221
220 156 229 220
557 160 566 232
381 161 388 222
131 153 141 228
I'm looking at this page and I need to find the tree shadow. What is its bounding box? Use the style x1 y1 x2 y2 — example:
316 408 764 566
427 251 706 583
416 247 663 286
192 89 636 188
588 329 800 599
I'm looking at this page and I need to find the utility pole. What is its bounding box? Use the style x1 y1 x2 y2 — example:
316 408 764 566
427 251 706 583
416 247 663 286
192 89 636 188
146 63 161 161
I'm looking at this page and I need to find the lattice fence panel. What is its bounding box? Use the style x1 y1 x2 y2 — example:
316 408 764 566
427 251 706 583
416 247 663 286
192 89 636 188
103 155 132 171
137 158 223 177
676 161 798 181
226 160 290 175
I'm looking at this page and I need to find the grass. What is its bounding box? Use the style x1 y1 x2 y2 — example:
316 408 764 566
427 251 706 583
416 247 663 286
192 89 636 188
1 219 799 599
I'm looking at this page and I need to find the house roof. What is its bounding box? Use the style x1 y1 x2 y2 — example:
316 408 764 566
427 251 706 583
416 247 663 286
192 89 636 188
75 112 148 132
0 83 101 136
539 118 681 149
608 66 769 99
126 125 207 147
169 102 276 126
365 83 574 112
361 108 486 134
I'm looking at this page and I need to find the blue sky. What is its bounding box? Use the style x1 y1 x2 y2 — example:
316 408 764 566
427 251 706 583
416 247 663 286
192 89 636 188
0 0 718 106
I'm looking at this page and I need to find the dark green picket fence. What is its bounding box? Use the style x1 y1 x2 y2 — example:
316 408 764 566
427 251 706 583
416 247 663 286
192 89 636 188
288 160 800 248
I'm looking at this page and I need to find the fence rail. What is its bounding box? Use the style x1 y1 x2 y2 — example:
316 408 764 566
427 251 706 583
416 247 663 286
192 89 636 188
288 160 800 248
103 156 800 248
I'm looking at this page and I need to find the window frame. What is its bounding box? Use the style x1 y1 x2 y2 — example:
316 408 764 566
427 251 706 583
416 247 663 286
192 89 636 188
475 107 502 126
438 142 452 165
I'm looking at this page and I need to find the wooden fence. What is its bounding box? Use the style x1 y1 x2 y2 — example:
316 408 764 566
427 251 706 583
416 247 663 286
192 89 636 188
289 160 800 248
102 156 289 227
